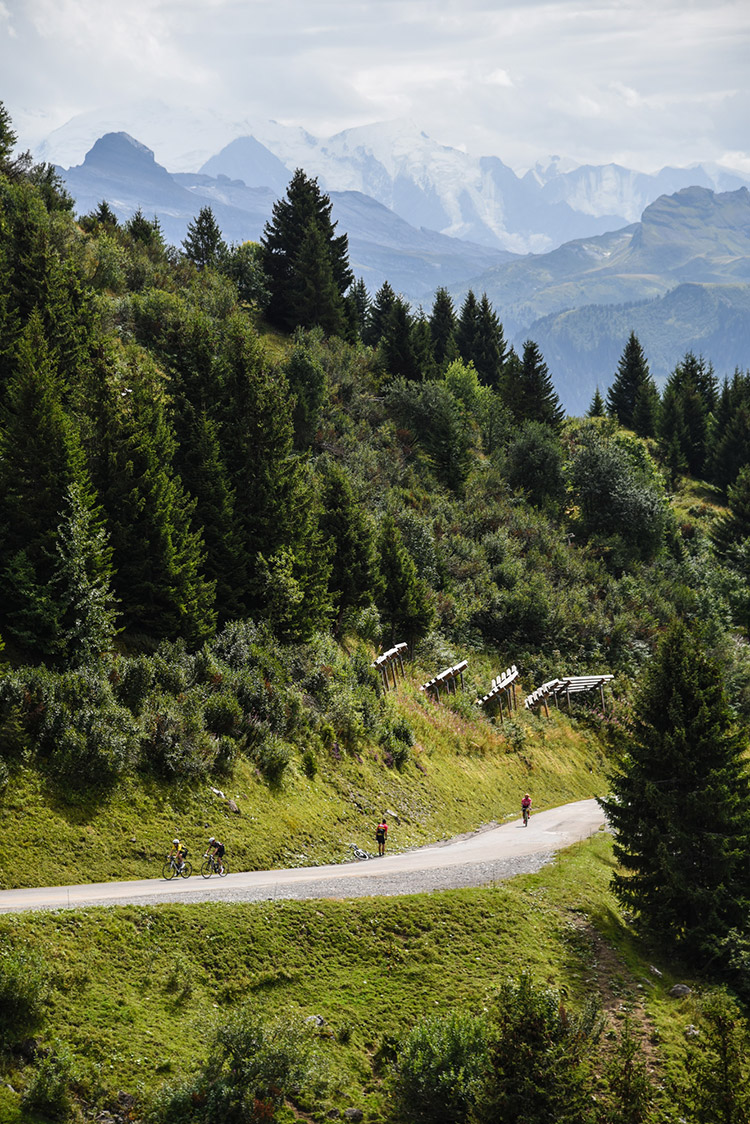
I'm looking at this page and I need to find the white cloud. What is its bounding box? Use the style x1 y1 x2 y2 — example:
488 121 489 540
2 0 749 172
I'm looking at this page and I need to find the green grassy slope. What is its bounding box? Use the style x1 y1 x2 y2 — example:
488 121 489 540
0 832 700 1123
0 683 608 890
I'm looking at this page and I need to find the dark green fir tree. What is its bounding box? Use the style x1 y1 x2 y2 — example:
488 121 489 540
181 205 228 270
601 620 750 963
607 332 657 433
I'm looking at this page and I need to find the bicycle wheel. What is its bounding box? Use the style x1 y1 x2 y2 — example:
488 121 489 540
162 860 176 880
180 861 193 878
200 859 213 879
218 861 228 877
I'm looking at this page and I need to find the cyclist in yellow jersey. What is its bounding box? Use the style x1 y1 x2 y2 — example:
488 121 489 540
169 837 186 871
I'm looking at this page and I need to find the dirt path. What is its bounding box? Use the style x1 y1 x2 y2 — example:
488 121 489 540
0 798 605 914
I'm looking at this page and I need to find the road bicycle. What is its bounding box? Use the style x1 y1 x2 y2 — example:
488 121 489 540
162 853 192 879
200 851 229 878
348 843 373 861
522 805 531 827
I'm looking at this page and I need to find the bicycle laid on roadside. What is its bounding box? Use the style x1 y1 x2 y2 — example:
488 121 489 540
162 852 192 879
201 851 229 878
348 843 373 861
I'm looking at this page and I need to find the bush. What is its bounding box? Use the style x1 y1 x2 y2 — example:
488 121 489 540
150 1008 324 1123
21 1044 76 1120
142 696 214 779
22 667 139 787
203 692 242 737
0 947 48 1049
250 733 292 786
389 1010 488 1124
474 974 601 1124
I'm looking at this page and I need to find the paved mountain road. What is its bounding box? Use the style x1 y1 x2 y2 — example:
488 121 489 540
0 799 606 914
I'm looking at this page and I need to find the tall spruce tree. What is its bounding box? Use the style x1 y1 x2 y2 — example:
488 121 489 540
366 281 396 347
54 481 120 667
377 515 434 647
601 620 750 962
511 340 565 430
707 371 750 494
181 205 228 270
318 460 380 633
473 293 506 389
455 290 480 367
261 169 352 333
607 332 657 433
380 296 419 380
429 287 458 368
711 465 750 559
94 356 216 643
0 311 88 654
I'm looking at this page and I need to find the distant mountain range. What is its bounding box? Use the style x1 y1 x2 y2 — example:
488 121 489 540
58 132 513 299
48 112 750 412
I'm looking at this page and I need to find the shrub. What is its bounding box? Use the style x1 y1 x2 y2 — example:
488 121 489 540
251 733 292 786
150 1008 324 1123
474 974 601 1124
0 946 48 1049
204 692 242 737
115 654 154 715
22 667 140 787
389 1010 488 1124
21 1044 76 1120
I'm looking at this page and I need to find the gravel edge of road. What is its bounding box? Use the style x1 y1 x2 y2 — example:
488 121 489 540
65 850 559 911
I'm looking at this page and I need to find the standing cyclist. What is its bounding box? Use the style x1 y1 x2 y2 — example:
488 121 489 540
375 818 388 856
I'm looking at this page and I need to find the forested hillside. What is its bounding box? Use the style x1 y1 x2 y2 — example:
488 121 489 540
3 101 750 1122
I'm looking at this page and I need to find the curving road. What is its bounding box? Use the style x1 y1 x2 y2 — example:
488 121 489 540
0 799 605 914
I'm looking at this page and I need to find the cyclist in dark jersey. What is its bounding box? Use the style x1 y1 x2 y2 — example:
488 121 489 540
375 819 388 856
207 836 225 873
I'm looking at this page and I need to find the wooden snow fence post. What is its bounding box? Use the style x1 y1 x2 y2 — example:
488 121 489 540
371 642 408 691
476 664 519 721
420 659 468 702
523 674 614 716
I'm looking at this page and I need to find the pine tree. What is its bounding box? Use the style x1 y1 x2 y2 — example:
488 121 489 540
429 287 458 368
516 340 565 429
631 378 661 438
607 332 655 431
380 296 419 380
173 404 246 623
94 357 216 643
601 620 750 961
347 277 371 341
473 294 506 388
712 465 750 558
455 290 480 367
261 169 352 333
54 481 120 667
707 372 750 494
377 515 434 646
587 387 606 417
0 310 88 654
283 340 326 449
366 281 396 346
318 460 380 632
659 353 717 478
181 205 228 269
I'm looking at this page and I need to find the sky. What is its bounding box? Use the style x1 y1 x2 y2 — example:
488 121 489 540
2 0 750 174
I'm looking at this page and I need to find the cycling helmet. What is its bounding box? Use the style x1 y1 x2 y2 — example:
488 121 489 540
173 838 179 845
208 836 216 844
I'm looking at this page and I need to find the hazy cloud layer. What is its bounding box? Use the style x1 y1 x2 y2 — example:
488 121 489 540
3 0 750 171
